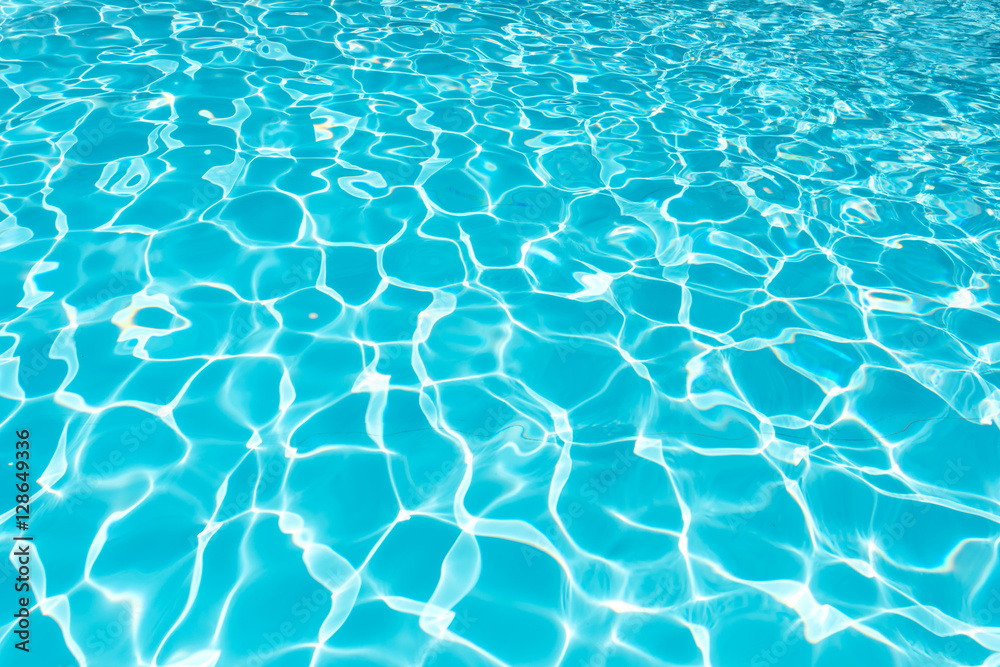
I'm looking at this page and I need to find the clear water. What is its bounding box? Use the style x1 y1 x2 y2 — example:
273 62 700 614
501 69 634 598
2 0 1000 665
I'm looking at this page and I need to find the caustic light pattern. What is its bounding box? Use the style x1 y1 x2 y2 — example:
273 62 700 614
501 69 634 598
1 0 1000 666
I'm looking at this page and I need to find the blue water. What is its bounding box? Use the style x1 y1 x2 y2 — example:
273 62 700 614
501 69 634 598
2 0 1000 665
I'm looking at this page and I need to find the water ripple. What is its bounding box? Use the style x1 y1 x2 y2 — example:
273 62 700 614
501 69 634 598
1 0 999 666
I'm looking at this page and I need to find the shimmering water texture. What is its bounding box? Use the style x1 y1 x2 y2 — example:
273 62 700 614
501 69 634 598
2 0 1000 665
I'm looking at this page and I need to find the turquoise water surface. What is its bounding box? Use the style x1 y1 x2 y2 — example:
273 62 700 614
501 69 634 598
2 1 1000 666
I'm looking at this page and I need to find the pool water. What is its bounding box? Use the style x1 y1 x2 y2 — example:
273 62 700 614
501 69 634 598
2 1 1000 666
